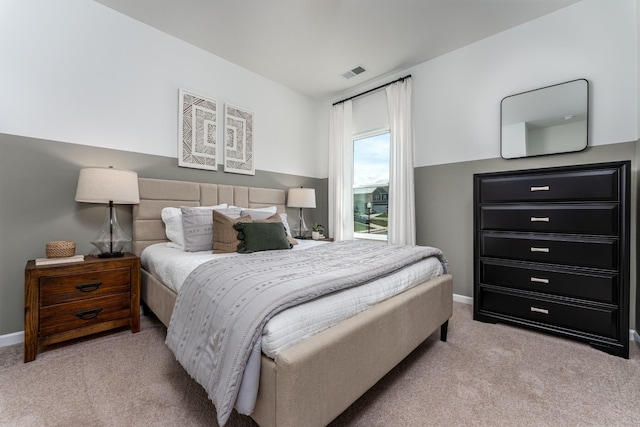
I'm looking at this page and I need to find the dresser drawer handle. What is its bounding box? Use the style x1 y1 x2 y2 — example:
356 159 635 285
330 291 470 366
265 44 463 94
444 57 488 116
530 277 549 284
530 307 549 315
530 247 549 253
75 308 103 320
530 217 550 222
530 185 550 192
75 282 102 292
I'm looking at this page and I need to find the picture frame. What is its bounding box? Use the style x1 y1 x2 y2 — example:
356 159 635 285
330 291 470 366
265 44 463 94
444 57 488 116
178 89 218 171
224 103 255 175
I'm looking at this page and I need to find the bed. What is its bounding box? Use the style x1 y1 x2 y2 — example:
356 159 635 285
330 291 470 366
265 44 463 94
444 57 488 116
132 177 453 427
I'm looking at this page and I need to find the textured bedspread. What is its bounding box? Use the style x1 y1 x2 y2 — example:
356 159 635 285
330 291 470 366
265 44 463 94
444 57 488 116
166 240 448 426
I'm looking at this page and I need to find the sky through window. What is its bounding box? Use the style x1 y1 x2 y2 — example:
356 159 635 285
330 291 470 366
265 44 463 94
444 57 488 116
353 132 390 187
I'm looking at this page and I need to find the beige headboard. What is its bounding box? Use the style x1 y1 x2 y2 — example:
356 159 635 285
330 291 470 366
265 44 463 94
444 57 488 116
132 177 286 256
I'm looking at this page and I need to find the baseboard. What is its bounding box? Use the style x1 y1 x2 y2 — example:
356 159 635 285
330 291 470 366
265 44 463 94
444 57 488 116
453 293 473 305
0 330 24 348
634 330 639 343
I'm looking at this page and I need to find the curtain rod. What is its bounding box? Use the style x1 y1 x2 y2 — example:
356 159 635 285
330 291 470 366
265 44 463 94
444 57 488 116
332 74 412 106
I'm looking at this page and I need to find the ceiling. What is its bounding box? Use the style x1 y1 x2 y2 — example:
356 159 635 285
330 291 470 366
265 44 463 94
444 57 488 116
95 0 581 100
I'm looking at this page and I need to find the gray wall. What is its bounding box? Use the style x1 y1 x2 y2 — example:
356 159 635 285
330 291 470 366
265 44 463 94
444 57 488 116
0 133 327 335
415 140 639 330
2 132 638 336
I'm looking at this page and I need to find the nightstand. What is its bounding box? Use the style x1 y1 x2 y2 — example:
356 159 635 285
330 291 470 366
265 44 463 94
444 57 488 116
24 253 140 362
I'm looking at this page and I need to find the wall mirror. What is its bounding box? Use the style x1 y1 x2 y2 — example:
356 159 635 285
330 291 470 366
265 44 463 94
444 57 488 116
501 79 589 159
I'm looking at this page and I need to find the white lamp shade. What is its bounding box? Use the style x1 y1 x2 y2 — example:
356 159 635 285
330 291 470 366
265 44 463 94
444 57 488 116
287 188 316 208
75 167 140 204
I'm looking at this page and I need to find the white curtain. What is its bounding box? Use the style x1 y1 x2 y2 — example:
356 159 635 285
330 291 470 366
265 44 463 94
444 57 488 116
328 100 354 242
386 78 416 245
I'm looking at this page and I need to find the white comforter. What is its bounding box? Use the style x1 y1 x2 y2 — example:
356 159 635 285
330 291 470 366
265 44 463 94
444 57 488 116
141 240 444 358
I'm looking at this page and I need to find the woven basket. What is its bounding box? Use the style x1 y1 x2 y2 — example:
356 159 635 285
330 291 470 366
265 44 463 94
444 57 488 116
46 241 76 258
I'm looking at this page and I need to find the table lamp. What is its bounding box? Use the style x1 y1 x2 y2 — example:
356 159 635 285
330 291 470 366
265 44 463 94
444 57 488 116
75 167 140 257
287 187 316 238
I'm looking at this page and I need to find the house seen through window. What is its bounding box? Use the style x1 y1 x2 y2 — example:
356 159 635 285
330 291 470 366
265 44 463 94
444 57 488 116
353 131 390 240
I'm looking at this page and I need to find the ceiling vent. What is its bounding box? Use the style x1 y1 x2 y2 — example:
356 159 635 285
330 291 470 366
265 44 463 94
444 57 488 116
342 65 366 79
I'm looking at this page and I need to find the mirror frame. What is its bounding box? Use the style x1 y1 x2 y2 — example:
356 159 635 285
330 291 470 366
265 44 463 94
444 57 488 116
500 79 589 160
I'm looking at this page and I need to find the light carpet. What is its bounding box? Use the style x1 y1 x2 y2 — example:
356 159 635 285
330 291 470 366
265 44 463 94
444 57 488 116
1 303 638 426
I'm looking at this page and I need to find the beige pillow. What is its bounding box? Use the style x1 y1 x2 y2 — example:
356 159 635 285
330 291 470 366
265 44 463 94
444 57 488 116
213 210 252 253
255 214 298 246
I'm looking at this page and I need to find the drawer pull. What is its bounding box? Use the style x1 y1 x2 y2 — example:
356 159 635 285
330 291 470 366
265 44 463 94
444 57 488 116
530 277 549 284
530 247 550 253
75 308 103 320
75 282 102 292
530 307 549 315
530 185 550 192
530 217 550 222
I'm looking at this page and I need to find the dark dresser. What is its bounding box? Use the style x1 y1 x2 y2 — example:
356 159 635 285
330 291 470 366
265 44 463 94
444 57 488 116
473 161 630 358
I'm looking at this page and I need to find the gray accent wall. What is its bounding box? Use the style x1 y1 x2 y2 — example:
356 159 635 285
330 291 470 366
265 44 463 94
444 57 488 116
1 132 638 337
415 140 639 330
0 133 327 336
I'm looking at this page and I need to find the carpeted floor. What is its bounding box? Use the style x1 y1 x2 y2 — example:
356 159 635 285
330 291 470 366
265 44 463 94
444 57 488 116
1 302 638 426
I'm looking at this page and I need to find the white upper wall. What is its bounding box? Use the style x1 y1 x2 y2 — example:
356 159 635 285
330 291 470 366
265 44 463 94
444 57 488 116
1 1 636 178
334 0 638 169
410 0 638 167
0 0 326 178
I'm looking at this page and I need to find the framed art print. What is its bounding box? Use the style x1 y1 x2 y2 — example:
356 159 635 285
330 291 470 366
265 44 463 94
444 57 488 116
178 89 217 171
224 103 255 175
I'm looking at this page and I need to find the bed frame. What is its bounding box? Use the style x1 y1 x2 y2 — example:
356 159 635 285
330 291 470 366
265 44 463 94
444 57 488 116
132 177 453 427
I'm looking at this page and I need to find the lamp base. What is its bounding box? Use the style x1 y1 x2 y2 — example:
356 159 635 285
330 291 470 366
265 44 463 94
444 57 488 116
98 251 125 258
90 204 132 257
292 208 309 239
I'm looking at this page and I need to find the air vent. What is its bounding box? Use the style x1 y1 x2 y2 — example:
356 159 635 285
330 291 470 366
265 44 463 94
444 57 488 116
342 65 366 79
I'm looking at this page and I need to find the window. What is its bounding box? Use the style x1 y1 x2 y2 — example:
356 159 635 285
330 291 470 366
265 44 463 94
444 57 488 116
353 131 389 240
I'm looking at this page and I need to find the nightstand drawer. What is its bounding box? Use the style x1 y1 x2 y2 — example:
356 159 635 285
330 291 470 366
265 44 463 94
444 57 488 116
39 293 131 336
480 289 617 339
481 233 617 269
479 204 618 235
39 268 131 306
480 260 617 303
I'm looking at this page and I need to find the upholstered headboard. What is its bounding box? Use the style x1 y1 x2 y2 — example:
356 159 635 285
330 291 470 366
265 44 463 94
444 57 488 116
132 177 286 256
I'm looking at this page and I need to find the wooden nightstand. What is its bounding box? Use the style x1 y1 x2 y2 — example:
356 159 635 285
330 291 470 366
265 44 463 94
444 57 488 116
24 253 140 362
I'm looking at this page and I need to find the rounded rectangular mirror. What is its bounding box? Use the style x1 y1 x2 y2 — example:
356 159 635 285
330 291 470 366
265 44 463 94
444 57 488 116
501 79 589 159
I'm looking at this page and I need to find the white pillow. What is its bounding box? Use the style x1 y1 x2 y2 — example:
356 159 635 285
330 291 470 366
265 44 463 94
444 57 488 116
241 208 275 220
237 205 278 214
161 204 227 250
279 213 293 237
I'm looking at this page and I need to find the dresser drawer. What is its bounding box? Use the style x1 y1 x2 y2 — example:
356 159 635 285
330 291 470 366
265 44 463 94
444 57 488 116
479 204 618 235
481 233 617 269
39 268 131 306
478 169 618 203
39 293 131 336
480 260 617 303
479 289 617 339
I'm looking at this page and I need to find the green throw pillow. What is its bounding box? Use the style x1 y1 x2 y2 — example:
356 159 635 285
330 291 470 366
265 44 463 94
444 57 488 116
233 222 292 253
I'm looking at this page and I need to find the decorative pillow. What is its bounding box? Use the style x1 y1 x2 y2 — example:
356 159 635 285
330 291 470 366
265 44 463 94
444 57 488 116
234 222 292 253
213 210 252 254
180 207 215 252
254 213 298 246
161 204 227 250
